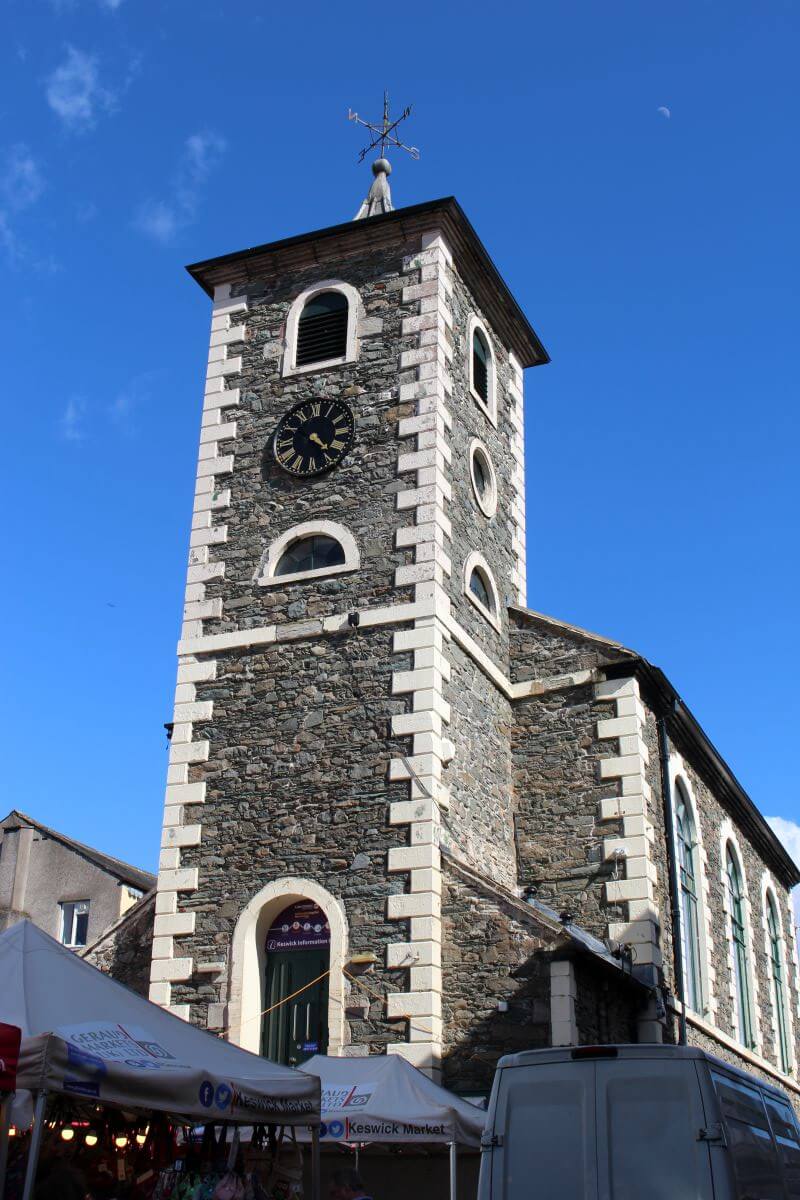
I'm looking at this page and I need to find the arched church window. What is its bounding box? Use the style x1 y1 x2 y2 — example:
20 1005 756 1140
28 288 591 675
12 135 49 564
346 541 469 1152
296 291 348 367
263 900 330 1067
275 534 345 577
468 315 497 423
726 844 756 1048
675 784 704 1014
469 565 492 611
767 892 791 1072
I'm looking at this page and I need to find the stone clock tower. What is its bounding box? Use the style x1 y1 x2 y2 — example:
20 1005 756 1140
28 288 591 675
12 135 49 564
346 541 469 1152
150 169 548 1076
149 163 800 1095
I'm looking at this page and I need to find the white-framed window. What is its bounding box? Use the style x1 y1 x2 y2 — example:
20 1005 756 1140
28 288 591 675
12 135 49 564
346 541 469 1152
762 879 794 1073
60 899 90 947
724 841 757 1049
463 550 501 631
675 783 705 1015
469 437 498 518
467 314 497 425
256 520 360 587
282 281 360 377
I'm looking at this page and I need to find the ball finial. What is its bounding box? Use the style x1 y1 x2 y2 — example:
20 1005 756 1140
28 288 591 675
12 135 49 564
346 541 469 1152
372 157 392 176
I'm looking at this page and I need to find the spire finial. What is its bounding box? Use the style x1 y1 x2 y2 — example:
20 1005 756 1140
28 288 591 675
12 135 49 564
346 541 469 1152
348 91 419 220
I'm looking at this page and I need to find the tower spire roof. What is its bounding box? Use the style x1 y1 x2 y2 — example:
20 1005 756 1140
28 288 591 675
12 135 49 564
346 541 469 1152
348 91 419 220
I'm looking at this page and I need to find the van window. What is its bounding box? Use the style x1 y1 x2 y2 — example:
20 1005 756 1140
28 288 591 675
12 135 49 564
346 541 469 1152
712 1071 784 1200
763 1094 800 1198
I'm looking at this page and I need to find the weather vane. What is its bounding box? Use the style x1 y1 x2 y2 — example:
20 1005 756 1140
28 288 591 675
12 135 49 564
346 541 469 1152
348 91 420 163
348 91 419 220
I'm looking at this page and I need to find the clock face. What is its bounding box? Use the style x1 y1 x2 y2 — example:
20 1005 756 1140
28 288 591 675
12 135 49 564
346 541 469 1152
273 399 355 477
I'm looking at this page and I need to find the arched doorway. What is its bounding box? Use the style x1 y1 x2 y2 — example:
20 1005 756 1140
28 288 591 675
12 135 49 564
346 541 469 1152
262 900 330 1066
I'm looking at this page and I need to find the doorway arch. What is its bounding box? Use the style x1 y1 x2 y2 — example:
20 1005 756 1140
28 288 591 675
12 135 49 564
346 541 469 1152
227 877 348 1057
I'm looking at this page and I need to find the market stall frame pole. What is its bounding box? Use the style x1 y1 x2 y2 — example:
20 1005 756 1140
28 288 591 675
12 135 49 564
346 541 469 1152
0 1093 12 1199
311 1125 320 1200
449 1141 457 1200
19 1092 47 1200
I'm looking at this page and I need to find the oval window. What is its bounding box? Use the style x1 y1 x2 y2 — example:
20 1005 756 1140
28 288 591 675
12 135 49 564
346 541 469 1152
275 534 345 576
470 440 497 517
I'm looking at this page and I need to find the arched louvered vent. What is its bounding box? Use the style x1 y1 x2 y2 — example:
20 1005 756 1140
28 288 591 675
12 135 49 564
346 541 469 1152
296 291 349 367
472 328 490 403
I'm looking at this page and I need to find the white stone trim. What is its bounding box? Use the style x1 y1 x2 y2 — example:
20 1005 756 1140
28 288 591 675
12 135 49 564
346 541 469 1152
550 960 578 1046
720 822 763 1053
386 230 456 1076
788 897 800 1023
595 676 661 985
468 437 498 519
463 550 502 632
282 279 360 377
150 282 246 1016
466 313 497 426
760 871 796 1074
507 352 526 606
226 876 348 1053
669 758 717 1021
255 520 360 587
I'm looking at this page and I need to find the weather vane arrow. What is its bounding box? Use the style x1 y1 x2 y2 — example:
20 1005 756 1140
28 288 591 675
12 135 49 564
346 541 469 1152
349 91 419 220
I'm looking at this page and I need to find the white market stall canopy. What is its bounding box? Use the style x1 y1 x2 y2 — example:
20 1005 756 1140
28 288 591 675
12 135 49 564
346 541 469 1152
0 921 319 1126
301 1054 485 1147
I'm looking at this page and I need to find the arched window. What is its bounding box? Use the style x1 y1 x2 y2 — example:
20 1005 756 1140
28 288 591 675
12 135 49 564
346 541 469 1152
472 329 490 403
263 900 330 1066
295 291 348 367
275 535 345 577
767 893 791 1072
258 521 359 587
726 844 755 1048
676 786 704 1014
467 315 496 423
469 565 492 611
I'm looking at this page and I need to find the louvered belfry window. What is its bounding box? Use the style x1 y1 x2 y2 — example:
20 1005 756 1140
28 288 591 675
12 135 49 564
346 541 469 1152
472 329 490 403
295 291 348 367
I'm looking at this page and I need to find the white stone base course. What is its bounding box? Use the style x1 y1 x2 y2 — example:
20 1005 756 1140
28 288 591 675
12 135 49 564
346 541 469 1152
149 283 246 1012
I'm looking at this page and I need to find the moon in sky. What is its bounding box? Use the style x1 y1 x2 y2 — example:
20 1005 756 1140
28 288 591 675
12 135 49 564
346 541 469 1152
657 106 671 119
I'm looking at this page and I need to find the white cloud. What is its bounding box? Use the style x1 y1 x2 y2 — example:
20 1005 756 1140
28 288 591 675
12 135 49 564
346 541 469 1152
59 396 89 442
657 105 671 120
767 816 800 926
45 46 115 131
135 131 226 244
0 144 45 263
109 371 158 431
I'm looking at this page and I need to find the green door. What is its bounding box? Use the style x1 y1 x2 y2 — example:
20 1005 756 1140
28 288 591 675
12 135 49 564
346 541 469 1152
262 900 332 1067
263 947 330 1066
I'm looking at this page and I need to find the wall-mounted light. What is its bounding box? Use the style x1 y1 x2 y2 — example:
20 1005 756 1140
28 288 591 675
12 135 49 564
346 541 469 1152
85 1131 99 1147
60 1128 75 1142
114 1134 129 1150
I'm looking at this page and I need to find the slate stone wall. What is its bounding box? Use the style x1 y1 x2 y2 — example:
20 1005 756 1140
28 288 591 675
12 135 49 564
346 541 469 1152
512 681 623 938
443 643 516 888
440 864 552 1093
176 625 413 1050
83 891 155 997
573 957 640 1045
202 246 419 635
509 608 627 683
446 275 518 667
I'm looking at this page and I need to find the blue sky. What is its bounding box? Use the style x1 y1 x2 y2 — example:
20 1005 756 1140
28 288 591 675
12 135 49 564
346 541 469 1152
2 0 798 879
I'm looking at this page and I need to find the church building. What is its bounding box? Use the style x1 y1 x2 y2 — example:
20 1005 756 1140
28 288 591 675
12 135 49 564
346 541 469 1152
147 157 800 1101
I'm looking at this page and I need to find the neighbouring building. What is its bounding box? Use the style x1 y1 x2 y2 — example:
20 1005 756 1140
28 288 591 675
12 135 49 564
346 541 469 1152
0 810 156 954
142 161 800 1104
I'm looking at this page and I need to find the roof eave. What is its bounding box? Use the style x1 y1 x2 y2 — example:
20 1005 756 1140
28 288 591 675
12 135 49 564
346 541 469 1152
185 197 549 369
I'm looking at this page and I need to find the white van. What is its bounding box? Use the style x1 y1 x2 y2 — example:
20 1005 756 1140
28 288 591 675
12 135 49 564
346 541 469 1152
478 1043 800 1199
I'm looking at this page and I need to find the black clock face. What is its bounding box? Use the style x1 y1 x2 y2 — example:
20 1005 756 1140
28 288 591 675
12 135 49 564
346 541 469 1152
273 399 355 477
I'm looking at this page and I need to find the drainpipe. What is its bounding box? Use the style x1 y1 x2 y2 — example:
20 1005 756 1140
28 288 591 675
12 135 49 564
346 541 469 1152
657 709 688 1046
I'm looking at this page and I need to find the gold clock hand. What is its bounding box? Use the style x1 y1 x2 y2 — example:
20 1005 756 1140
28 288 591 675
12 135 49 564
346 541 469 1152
309 431 329 450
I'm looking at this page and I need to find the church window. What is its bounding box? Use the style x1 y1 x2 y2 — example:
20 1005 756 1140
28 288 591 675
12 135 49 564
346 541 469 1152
283 281 360 377
276 535 345 577
258 520 360 587
675 785 704 1014
464 551 501 630
296 291 348 367
468 315 497 424
726 844 756 1048
469 438 498 518
767 892 791 1072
